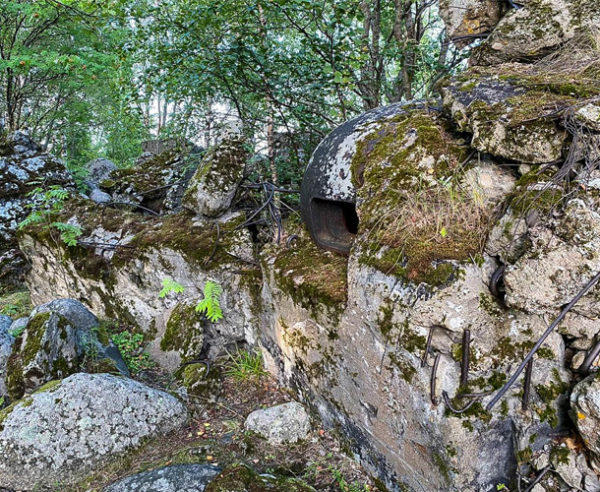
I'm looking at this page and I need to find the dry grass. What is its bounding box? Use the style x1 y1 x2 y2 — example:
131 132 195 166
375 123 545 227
365 176 491 279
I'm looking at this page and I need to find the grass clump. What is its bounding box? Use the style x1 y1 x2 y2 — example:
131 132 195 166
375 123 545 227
224 348 267 382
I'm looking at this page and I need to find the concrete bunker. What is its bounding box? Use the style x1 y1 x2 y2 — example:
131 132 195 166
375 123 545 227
300 102 413 254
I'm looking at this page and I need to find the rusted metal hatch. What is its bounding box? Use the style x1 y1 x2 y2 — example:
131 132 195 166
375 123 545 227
300 102 409 255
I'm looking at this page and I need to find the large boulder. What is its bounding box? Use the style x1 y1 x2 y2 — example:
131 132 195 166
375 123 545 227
104 464 221 492
244 401 311 445
19 199 259 371
183 133 247 218
5 299 128 400
0 373 188 490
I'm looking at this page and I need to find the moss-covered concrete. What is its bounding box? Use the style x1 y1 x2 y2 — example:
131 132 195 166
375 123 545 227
349 108 487 284
271 233 347 323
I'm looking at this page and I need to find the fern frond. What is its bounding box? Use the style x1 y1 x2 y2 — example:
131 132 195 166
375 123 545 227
159 278 185 298
196 280 223 322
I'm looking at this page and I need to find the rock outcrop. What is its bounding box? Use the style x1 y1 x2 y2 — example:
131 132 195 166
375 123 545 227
0 131 74 281
98 142 203 213
0 373 188 490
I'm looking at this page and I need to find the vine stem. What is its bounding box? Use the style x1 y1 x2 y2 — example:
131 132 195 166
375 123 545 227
486 270 600 411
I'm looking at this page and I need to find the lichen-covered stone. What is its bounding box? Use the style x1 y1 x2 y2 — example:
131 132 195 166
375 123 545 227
0 131 74 280
244 401 311 444
0 373 188 490
472 0 600 66
441 70 569 163
504 199 600 316
5 299 128 400
182 134 247 217
104 464 221 492
86 157 116 187
439 0 503 48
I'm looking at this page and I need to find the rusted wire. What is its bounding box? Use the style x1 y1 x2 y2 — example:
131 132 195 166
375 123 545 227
431 353 441 405
577 340 600 374
486 270 600 411
522 359 534 411
106 201 160 216
421 325 439 367
460 329 471 388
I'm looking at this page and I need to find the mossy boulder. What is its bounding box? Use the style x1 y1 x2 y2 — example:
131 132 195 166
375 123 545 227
183 133 248 217
205 464 316 492
441 68 575 163
5 299 128 401
98 145 203 213
349 107 500 284
104 464 221 492
162 302 205 361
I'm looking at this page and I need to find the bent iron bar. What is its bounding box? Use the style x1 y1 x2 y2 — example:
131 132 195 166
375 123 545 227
522 359 534 411
431 353 441 405
460 329 471 389
577 340 600 374
486 270 600 411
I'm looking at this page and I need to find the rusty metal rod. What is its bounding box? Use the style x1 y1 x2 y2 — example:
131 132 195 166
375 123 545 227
431 353 441 405
577 340 600 374
460 329 471 388
523 465 552 492
522 359 534 411
489 264 506 299
442 391 481 414
487 270 600 411
422 325 438 367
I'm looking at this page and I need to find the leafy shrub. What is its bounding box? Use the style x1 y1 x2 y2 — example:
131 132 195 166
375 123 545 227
111 331 155 374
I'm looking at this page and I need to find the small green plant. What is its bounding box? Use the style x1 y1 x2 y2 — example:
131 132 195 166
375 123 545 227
1 303 19 317
158 278 223 323
158 278 185 298
18 185 82 247
224 348 267 381
8 325 25 338
195 280 223 323
111 331 155 374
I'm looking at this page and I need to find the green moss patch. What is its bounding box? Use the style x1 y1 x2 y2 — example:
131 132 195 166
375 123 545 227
206 464 316 492
272 233 347 322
